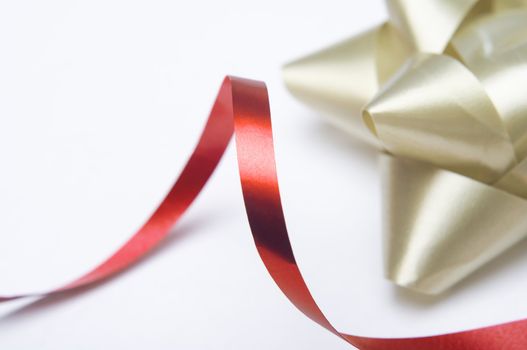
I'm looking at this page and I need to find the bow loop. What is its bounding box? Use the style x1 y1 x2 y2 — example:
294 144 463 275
364 53 516 184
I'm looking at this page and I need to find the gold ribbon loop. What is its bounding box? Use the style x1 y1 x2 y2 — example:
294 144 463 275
364 53 516 184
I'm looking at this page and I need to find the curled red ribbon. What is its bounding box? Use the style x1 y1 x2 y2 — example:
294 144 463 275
3 76 527 349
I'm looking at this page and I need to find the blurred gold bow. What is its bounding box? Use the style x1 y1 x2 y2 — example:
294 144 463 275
284 0 527 294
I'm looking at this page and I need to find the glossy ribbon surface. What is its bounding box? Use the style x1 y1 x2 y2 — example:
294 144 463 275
284 0 527 294
3 76 527 349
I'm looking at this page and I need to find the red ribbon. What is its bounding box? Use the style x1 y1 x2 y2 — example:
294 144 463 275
3 76 527 349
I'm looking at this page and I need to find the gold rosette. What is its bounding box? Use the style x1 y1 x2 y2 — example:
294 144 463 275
284 0 527 294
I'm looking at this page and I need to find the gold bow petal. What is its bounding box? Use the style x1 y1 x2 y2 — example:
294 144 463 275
382 155 527 294
386 0 479 53
283 28 382 146
451 9 527 64
284 0 527 294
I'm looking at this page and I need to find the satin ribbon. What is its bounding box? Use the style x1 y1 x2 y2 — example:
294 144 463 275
283 0 527 295
3 76 527 349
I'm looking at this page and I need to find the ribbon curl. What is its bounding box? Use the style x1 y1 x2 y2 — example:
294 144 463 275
4 76 527 349
284 0 527 294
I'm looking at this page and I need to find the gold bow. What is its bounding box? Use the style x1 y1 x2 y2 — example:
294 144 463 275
283 0 527 295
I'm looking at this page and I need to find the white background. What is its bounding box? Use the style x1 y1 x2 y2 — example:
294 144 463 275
0 1 527 349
